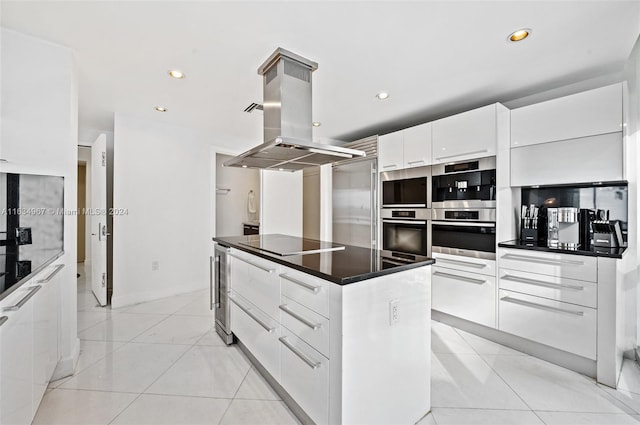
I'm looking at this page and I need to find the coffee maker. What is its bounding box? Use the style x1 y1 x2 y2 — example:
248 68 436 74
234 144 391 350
547 207 579 249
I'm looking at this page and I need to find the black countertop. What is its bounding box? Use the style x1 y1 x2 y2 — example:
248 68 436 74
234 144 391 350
213 234 435 285
498 240 626 259
0 248 64 301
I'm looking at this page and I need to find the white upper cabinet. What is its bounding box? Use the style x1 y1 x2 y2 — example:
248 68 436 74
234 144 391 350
432 104 497 163
378 123 432 171
402 123 432 168
378 131 404 171
511 83 623 148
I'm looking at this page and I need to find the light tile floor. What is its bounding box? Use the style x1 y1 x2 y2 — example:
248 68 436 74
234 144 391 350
36 265 640 425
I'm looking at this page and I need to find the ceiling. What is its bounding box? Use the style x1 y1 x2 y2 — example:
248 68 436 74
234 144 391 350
2 1 640 152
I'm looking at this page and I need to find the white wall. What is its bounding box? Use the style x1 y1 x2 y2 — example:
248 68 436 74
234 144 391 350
624 35 640 350
303 167 321 240
0 27 79 378
112 113 213 307
215 154 260 236
260 170 303 237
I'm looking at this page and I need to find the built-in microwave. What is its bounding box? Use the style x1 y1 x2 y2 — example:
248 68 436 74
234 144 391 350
381 166 431 208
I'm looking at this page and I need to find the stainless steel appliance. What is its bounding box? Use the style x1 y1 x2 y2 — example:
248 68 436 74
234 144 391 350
431 157 496 208
332 136 378 249
381 166 431 208
212 243 233 345
547 207 579 249
431 208 496 260
224 48 365 171
381 208 431 257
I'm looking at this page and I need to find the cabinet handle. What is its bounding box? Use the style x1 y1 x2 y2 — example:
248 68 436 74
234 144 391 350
501 253 584 266
382 219 427 225
38 264 64 283
2 285 41 312
210 256 216 310
500 296 584 317
435 149 489 161
0 316 7 327
382 164 398 169
432 221 496 228
407 160 425 165
279 273 320 294
279 305 322 330
279 336 321 370
435 257 487 269
229 253 275 273
501 274 584 291
433 271 486 285
230 297 275 333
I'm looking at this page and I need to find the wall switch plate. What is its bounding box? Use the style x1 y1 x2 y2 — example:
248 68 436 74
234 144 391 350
389 299 399 325
151 261 159 271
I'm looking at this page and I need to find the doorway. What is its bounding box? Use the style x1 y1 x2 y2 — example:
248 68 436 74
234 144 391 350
77 146 92 293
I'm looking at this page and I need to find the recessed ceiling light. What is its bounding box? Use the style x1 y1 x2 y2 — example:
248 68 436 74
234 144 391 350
508 28 531 42
168 70 185 79
242 165 248 168
376 92 390 100
155 106 167 112
312 122 321 127
278 168 284 171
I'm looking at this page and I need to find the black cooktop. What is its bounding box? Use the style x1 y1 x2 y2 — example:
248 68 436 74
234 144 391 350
238 234 345 256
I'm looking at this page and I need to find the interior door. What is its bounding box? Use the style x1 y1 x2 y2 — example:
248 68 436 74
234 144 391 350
91 134 108 306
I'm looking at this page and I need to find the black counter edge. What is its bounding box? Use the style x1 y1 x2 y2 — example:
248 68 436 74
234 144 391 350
0 250 65 303
213 237 435 285
497 241 624 259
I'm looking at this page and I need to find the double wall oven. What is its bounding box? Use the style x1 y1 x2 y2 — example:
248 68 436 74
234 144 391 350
380 166 431 267
431 157 497 260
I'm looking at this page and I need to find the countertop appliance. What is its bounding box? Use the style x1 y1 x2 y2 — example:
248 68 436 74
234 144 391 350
238 234 345 256
212 243 233 345
380 166 431 258
332 136 379 249
224 48 365 171
547 207 579 249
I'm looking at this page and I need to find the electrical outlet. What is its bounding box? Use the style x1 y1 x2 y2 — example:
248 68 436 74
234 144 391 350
389 299 399 325
151 261 159 271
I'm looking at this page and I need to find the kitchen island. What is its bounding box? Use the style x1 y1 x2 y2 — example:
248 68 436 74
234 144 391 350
212 234 434 425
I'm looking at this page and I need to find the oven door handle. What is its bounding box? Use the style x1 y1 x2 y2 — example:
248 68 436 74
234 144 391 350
382 219 427 225
382 203 427 208
432 221 495 227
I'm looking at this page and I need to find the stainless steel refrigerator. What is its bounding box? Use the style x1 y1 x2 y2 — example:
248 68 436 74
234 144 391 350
332 137 378 249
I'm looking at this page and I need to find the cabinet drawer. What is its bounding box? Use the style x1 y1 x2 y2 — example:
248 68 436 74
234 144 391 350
230 293 280 381
280 297 330 357
432 266 496 328
433 252 496 277
230 250 280 321
280 329 329 425
499 269 596 308
498 249 597 283
498 289 596 359
280 268 330 318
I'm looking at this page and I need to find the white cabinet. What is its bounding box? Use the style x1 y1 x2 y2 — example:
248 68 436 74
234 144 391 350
511 83 623 148
499 248 597 283
378 123 432 171
432 104 497 163
229 250 280 321
0 286 36 425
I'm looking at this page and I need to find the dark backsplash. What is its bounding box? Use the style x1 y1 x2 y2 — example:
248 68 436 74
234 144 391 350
521 183 628 234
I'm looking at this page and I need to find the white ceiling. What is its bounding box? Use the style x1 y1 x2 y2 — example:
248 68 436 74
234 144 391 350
2 1 640 151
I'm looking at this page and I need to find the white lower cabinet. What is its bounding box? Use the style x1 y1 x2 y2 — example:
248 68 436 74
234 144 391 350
229 292 280 381
0 286 36 425
498 289 596 359
279 297 330 358
432 266 496 327
279 328 329 425
230 250 280 321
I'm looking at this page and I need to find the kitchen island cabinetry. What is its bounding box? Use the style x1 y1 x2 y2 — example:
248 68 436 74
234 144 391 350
214 235 433 425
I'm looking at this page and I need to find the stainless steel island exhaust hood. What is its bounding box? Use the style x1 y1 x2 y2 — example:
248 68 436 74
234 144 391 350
224 48 366 172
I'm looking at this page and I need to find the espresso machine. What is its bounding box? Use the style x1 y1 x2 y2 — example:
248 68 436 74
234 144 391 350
547 207 580 249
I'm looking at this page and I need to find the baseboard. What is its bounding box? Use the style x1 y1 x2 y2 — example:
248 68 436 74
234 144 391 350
433 311 597 379
51 337 81 381
110 282 208 309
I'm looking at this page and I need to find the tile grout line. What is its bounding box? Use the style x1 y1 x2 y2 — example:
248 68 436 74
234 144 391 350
450 326 548 424
216 359 255 425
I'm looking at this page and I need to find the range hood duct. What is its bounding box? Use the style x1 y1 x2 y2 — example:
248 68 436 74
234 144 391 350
224 48 366 172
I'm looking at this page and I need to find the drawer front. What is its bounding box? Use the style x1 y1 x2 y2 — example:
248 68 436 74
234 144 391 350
230 293 280 380
230 250 280 321
279 297 330 357
280 329 329 425
498 289 596 359
499 269 596 308
498 248 597 283
280 268 330 318
432 252 496 277
432 266 496 328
